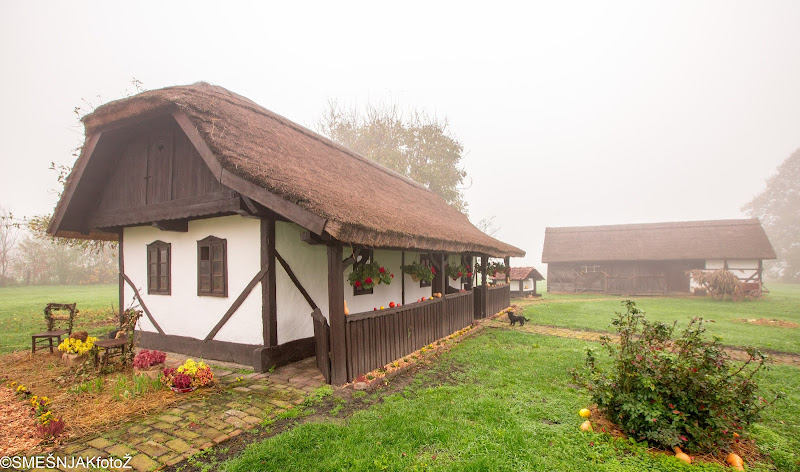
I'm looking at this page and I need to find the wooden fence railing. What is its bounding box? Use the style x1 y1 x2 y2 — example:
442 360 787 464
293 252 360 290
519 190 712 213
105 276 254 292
486 284 510 316
311 309 331 384
345 290 474 382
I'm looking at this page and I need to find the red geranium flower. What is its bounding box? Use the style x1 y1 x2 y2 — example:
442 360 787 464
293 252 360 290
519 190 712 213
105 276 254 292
390 274 394 278
431 267 436 274
467 272 472 277
379 267 386 273
354 280 362 288
457 272 462 277
365 277 373 285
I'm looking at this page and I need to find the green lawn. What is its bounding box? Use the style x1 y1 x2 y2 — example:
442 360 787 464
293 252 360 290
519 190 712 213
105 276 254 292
0 284 118 353
520 283 800 354
222 329 799 472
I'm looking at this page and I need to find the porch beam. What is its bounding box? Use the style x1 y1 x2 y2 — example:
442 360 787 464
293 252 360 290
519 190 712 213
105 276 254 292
328 244 347 385
261 219 278 346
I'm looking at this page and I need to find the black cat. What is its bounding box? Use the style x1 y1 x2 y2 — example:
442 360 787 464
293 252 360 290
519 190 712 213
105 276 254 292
508 311 529 326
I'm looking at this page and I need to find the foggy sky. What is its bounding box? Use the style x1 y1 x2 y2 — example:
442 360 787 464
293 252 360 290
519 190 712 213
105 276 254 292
1 1 798 269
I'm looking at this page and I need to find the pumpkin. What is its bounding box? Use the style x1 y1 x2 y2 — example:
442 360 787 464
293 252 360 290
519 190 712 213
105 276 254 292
344 300 350 316
726 453 744 470
580 420 593 432
673 447 691 464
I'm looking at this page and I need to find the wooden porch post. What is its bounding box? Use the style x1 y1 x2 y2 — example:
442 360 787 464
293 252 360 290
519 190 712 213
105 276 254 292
327 244 347 385
504 256 510 284
438 253 447 295
480 255 488 318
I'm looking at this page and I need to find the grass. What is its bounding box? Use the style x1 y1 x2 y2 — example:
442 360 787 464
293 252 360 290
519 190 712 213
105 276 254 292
222 329 800 471
0 284 117 353
518 283 800 354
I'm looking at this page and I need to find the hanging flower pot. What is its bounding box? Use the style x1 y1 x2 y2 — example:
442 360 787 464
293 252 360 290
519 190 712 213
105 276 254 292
411 274 421 282
348 261 392 288
402 261 435 283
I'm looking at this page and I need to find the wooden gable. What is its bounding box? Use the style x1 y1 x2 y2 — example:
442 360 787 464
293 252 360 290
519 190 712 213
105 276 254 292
58 115 241 233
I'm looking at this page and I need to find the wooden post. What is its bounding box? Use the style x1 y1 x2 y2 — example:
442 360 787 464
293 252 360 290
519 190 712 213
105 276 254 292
327 244 347 385
480 255 488 318
118 229 125 324
261 219 277 347
401 251 405 305
438 253 447 295
504 256 510 284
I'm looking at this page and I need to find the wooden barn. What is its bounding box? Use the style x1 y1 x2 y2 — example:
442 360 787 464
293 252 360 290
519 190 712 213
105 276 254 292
506 267 544 297
541 219 776 295
48 83 524 385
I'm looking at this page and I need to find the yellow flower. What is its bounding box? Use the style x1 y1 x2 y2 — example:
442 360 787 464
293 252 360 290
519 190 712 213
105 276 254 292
39 410 53 425
16 385 27 394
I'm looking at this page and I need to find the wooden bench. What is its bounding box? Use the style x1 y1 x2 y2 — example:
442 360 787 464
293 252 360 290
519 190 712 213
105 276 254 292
31 303 77 354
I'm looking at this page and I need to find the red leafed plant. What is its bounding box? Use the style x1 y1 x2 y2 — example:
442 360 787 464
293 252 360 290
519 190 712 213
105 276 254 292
35 417 66 440
172 373 193 389
133 349 167 369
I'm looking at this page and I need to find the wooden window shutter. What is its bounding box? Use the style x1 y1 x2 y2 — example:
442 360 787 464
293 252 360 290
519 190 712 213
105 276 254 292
146 241 171 295
198 236 227 297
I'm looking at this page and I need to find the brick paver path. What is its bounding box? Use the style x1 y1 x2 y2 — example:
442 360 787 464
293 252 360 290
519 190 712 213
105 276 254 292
486 317 800 367
36 357 323 472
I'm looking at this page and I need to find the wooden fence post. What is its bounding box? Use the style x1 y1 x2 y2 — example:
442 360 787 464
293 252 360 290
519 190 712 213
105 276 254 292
328 244 347 385
480 255 488 318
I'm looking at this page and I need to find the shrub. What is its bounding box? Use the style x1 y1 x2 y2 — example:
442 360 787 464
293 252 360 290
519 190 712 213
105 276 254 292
573 300 781 452
133 349 167 369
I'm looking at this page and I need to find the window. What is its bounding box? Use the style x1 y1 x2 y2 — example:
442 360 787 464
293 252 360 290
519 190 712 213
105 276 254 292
197 236 227 297
147 241 171 295
353 249 374 296
419 253 432 288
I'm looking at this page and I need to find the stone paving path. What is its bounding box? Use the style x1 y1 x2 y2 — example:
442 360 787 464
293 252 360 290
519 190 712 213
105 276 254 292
486 318 800 367
35 357 323 472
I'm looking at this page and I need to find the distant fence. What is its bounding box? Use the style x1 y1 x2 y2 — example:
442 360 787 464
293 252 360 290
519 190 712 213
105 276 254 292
344 290 474 382
486 284 510 316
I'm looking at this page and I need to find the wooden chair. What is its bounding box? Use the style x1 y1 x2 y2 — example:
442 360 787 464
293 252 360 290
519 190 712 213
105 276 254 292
31 303 78 354
95 309 142 369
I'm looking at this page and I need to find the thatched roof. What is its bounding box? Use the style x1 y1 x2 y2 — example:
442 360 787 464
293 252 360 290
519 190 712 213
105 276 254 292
508 267 545 281
542 219 776 263
51 82 523 257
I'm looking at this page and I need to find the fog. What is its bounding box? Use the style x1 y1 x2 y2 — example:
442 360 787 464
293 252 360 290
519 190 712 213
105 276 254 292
1 1 798 268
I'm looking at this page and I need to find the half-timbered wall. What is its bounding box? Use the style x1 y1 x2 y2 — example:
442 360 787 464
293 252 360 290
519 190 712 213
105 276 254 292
123 215 262 345
275 222 329 344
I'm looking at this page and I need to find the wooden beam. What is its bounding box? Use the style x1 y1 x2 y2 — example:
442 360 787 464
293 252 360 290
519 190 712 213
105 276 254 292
327 244 347 385
504 256 510 283
206 264 270 341
401 251 405 306
118 230 124 325
152 220 189 232
172 111 327 235
437 253 447 295
480 255 488 318
90 193 240 228
275 250 318 311
49 132 102 235
261 219 277 347
119 272 165 335
300 230 333 245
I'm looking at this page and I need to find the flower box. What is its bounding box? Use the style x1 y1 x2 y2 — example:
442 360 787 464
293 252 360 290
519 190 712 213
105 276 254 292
134 363 165 381
62 352 87 367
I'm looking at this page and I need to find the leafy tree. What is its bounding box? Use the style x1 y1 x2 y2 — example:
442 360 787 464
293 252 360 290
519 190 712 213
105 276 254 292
317 101 469 212
0 207 20 286
742 149 800 282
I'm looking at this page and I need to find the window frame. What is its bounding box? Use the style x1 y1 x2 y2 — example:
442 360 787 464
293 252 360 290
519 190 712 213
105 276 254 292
419 253 432 288
146 240 171 295
197 236 228 297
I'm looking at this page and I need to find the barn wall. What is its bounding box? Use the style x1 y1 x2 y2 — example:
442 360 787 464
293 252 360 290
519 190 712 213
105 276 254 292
548 261 672 295
703 259 760 282
123 215 262 345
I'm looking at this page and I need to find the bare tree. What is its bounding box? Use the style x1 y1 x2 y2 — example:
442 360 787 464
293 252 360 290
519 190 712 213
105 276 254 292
474 216 501 237
0 207 20 286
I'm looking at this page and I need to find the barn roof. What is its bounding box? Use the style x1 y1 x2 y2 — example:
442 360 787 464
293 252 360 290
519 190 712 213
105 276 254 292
541 219 776 263
508 267 545 281
49 82 524 257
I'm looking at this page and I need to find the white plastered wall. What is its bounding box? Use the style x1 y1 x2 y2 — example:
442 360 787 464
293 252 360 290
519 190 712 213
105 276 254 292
274 222 330 345
122 215 263 345
402 251 434 306
691 259 761 289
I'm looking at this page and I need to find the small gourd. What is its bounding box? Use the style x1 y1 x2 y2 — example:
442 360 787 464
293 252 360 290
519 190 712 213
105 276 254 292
673 446 691 464
344 300 349 316
580 420 593 432
726 453 744 470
